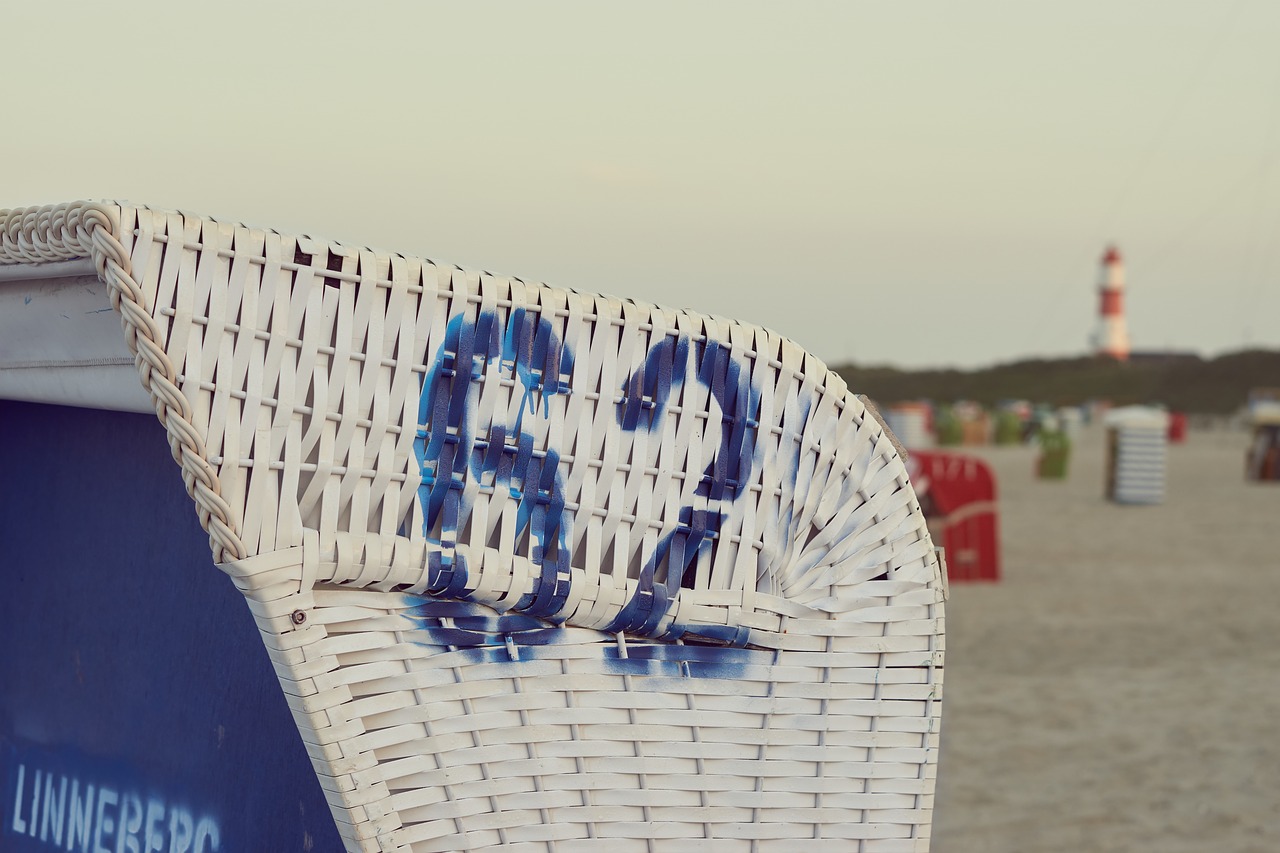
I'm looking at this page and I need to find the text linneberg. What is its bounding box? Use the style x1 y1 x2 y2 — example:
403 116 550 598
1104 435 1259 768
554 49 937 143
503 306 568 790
8 763 220 852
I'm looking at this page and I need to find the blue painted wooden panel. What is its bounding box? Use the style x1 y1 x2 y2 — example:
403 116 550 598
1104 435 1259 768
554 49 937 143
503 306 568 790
0 400 341 852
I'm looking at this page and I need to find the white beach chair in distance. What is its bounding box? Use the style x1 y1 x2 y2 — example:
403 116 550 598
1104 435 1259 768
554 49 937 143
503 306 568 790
0 202 945 852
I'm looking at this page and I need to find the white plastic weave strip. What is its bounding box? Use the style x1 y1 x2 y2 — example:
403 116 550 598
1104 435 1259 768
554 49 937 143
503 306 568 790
2 201 945 852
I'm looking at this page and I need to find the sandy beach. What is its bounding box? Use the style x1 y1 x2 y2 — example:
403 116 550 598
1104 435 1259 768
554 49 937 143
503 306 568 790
931 424 1280 852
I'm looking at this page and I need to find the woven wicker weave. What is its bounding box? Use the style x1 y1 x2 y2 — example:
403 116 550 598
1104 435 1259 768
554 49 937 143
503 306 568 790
1 201 945 852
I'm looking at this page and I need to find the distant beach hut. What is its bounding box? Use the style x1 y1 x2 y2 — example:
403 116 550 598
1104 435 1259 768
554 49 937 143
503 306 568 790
1105 406 1171 504
885 401 934 449
908 450 1001 582
1245 401 1280 482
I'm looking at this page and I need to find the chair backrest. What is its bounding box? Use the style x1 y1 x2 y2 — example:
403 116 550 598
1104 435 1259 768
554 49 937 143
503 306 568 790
2 201 939 643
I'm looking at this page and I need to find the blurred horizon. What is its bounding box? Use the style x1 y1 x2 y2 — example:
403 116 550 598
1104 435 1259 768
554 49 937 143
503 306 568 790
835 343 1280 374
5 1 1280 369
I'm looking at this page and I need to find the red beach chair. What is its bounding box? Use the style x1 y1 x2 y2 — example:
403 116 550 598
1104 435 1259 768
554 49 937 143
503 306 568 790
907 451 1001 582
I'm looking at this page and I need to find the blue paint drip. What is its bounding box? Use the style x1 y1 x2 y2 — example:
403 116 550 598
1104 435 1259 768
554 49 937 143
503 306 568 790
599 641 758 678
402 595 754 677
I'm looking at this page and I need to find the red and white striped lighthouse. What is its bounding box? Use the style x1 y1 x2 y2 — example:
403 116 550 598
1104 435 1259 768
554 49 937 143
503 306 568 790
1092 245 1130 361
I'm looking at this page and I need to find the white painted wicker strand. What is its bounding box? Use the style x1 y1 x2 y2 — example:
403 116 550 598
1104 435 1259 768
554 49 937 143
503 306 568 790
1 201 945 852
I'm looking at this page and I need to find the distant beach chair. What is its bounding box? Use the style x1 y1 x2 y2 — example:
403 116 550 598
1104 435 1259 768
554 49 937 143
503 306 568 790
1 202 946 852
993 410 1023 446
1245 402 1280 482
907 450 1000 583
1104 406 1170 505
884 402 934 450
1036 428 1070 480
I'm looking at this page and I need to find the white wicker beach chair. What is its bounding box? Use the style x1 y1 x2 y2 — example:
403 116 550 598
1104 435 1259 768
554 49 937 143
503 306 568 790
0 202 945 852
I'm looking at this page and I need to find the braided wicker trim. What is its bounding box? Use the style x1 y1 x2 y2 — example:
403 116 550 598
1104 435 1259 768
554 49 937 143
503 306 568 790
1 202 246 562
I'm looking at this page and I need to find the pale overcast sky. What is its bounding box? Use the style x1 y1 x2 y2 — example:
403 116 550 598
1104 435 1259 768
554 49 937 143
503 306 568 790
5 1 1279 368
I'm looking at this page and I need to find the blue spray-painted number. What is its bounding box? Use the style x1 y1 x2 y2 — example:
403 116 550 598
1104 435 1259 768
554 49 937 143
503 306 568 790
413 311 764 636
414 310 575 617
606 335 761 637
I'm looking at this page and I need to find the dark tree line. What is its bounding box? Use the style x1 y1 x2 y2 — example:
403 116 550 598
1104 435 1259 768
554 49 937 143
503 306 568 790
834 349 1280 414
